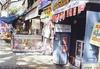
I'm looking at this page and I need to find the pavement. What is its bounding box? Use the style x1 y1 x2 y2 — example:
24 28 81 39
0 37 78 69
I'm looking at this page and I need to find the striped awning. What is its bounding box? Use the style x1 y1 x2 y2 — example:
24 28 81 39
52 1 87 22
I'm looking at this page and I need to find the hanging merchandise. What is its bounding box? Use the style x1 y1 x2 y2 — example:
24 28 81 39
40 4 53 23
68 9 73 17
78 4 85 14
73 7 77 16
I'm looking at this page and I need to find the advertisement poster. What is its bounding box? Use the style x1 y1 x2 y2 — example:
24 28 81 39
12 35 37 52
90 23 100 47
53 33 70 64
53 24 71 64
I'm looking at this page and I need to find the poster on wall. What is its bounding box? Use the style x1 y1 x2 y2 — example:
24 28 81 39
90 23 100 47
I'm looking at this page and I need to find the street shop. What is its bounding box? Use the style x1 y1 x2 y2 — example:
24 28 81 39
52 0 100 68
0 20 11 40
0 15 17 40
11 0 52 54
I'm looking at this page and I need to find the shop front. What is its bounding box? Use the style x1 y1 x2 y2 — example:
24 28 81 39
52 0 100 68
52 0 86 66
12 1 42 52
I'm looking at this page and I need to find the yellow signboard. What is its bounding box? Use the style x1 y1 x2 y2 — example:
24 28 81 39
43 4 52 17
53 0 69 10
90 23 100 47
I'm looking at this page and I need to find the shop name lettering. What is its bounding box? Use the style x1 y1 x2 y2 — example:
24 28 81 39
53 0 69 10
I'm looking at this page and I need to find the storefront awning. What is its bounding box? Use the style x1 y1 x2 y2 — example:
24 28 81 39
25 7 39 20
0 15 17 24
52 1 88 22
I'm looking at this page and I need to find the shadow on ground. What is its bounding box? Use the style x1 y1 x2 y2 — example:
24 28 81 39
0 64 72 69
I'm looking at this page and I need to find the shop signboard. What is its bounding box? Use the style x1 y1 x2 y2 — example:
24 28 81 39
52 1 87 15
52 0 69 14
40 4 52 19
12 35 41 52
90 23 100 47
54 24 71 32
25 7 39 20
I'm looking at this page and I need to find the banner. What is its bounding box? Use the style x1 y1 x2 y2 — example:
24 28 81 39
90 23 100 47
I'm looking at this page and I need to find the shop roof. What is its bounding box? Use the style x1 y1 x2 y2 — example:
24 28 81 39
0 15 18 24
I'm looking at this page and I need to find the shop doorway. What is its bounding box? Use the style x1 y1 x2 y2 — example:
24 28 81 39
69 12 86 65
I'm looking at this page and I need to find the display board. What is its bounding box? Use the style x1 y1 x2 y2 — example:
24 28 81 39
12 35 38 52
